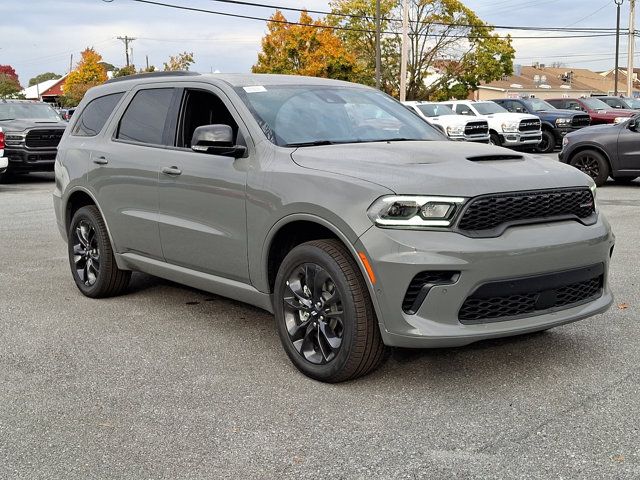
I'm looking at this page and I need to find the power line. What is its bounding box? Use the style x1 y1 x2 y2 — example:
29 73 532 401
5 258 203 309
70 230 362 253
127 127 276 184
125 0 622 40
199 0 623 32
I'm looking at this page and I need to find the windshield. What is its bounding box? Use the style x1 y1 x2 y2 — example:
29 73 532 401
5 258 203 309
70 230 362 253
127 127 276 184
473 102 507 115
235 85 444 146
582 97 611 111
621 97 640 109
0 103 61 121
416 104 456 117
524 98 555 111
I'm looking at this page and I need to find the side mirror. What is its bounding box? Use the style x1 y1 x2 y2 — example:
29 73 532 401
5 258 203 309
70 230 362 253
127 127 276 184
629 119 638 131
191 124 246 158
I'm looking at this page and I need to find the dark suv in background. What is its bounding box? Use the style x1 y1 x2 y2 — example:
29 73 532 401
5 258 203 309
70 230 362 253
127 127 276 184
597 96 640 111
492 97 590 153
0 99 67 181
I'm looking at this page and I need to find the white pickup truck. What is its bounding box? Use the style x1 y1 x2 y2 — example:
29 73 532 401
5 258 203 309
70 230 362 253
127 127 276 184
0 127 7 176
403 101 489 143
442 100 542 148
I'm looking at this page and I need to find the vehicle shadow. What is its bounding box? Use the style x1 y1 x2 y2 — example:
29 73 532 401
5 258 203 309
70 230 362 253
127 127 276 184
1 172 55 184
121 271 604 387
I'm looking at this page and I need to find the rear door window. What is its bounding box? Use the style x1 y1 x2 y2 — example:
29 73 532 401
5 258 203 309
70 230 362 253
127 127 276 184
72 92 124 137
116 88 174 145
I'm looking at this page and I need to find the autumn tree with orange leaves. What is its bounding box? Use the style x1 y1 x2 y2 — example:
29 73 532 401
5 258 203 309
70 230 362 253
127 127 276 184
252 10 357 80
61 48 107 106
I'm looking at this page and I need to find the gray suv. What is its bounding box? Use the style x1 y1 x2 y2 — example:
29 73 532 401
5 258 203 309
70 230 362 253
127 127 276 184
53 72 615 382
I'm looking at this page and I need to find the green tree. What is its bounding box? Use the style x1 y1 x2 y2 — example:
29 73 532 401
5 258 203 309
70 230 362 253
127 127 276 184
0 74 22 97
253 10 357 80
330 0 514 99
163 52 194 71
60 47 107 106
28 72 62 87
113 65 137 78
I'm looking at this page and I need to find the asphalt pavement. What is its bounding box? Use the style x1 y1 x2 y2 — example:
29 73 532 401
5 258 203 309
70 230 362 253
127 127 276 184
1 159 639 479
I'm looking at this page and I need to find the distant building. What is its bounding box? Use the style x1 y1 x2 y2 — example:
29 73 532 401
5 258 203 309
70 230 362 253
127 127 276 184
20 75 68 104
473 64 639 101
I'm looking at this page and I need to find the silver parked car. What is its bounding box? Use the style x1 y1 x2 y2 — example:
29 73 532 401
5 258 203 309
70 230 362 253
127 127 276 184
53 72 615 382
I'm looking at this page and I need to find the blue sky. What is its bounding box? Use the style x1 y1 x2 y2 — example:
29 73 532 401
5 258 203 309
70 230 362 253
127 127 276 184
2 0 633 85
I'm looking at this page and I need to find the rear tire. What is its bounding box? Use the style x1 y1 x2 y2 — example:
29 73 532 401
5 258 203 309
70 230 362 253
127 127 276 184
68 205 131 298
569 150 609 187
535 130 556 154
274 239 387 382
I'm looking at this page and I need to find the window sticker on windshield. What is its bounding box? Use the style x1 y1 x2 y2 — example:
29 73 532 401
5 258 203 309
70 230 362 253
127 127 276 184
243 86 267 93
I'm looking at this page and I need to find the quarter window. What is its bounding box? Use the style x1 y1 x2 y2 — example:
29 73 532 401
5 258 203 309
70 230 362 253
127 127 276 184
72 92 124 137
117 88 174 145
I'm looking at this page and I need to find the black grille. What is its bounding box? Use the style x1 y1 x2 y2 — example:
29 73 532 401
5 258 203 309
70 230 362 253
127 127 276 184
457 188 595 236
458 265 604 324
465 121 489 136
519 119 541 132
571 115 591 128
402 271 459 314
25 129 64 148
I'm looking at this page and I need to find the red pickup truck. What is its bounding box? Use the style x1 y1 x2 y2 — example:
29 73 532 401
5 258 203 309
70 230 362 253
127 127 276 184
547 97 636 125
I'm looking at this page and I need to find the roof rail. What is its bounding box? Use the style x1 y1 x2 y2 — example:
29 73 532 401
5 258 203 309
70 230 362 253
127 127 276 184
105 71 201 84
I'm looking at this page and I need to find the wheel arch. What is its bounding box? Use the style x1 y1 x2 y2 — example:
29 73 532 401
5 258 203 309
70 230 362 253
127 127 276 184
567 144 613 172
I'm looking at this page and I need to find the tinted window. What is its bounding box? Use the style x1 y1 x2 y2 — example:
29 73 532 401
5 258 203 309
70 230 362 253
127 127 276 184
117 88 173 145
416 104 456 117
72 93 124 136
474 102 507 115
177 89 239 148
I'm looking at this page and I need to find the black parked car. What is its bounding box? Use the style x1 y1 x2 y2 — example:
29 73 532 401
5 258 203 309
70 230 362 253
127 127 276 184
597 96 640 111
492 98 591 154
559 114 640 186
0 99 67 181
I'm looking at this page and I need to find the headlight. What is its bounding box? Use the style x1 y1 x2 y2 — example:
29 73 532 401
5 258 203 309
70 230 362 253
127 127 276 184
446 125 465 136
614 117 628 124
367 195 466 228
555 118 572 126
501 122 519 133
590 183 598 212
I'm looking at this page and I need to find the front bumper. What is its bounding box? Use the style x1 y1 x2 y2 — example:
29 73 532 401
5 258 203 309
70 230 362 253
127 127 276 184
5 147 57 173
500 132 542 146
0 156 7 173
450 133 490 143
356 216 614 348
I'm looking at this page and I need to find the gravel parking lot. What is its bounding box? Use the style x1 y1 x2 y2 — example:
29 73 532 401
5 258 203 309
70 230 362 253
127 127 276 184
1 157 639 479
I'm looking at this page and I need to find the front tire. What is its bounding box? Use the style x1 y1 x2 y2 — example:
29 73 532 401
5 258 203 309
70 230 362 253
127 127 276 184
570 150 609 187
68 205 131 298
535 130 556 154
489 132 502 146
274 239 387 382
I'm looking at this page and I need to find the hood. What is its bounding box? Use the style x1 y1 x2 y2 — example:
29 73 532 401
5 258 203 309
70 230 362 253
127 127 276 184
291 141 591 196
482 112 538 122
566 122 621 139
0 119 67 132
536 109 588 120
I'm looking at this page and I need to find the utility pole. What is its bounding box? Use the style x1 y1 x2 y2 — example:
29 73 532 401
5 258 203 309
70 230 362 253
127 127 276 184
615 0 623 96
69 54 73 73
146 55 149 71
627 0 636 97
117 35 136 67
375 0 381 89
400 0 409 102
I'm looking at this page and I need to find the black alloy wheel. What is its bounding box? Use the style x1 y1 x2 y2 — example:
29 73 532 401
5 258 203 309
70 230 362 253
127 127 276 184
274 239 387 382
68 205 131 298
72 220 101 287
283 263 344 365
570 150 609 187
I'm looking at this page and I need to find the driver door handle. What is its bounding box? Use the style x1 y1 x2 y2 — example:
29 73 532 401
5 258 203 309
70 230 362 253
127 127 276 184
93 156 108 165
161 166 182 176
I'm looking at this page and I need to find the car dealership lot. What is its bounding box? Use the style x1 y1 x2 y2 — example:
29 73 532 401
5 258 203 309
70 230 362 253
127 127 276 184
1 163 639 479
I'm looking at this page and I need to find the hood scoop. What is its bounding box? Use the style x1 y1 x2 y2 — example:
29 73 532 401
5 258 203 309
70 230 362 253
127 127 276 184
466 154 524 162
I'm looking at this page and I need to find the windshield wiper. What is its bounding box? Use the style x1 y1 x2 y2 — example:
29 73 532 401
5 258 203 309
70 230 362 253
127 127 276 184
283 140 335 147
0 118 15 121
